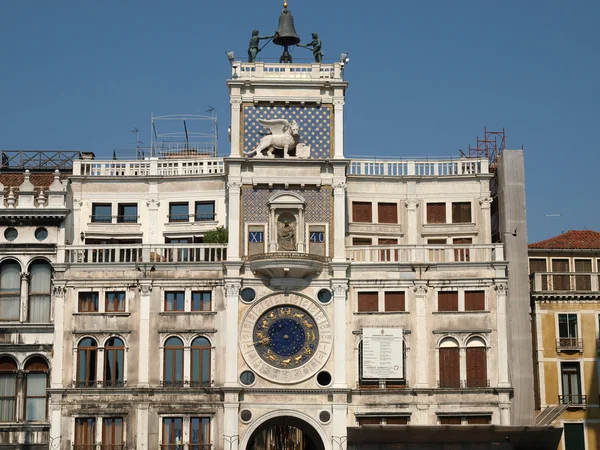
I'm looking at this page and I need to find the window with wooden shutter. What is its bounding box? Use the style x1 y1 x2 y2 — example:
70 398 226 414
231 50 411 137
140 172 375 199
574 259 592 291
452 202 472 223
466 416 490 424
378 203 398 224
439 347 460 388
384 291 405 312
438 291 458 312
353 202 372 223
552 259 570 290
453 237 472 262
385 417 408 425
465 291 485 311
529 258 548 291
427 203 446 224
378 238 398 262
358 417 381 425
357 292 378 312
353 237 372 246
466 347 487 387
439 416 462 425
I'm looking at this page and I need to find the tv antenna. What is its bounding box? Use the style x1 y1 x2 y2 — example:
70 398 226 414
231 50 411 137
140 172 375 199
130 127 145 159
544 213 564 235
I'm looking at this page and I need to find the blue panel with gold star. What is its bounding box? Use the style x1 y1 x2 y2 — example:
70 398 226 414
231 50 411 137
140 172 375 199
243 104 332 159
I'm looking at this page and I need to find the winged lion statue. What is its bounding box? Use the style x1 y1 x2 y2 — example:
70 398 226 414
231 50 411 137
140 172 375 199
244 119 300 158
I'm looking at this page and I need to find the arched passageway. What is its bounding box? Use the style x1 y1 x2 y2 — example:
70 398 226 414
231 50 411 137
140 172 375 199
246 415 325 450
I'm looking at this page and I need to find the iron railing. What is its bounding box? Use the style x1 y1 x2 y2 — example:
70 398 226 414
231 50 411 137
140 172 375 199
90 215 139 224
167 213 216 223
556 338 584 352
559 394 587 405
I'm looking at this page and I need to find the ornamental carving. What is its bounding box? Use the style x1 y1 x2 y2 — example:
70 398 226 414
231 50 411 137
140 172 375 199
479 197 493 207
146 198 160 208
494 284 508 294
332 181 347 193
413 285 428 296
138 283 152 295
227 181 242 193
225 283 241 297
405 199 419 210
332 284 348 297
333 99 345 107
53 285 66 298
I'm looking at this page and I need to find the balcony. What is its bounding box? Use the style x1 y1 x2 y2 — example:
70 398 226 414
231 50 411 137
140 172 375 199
90 214 139 224
530 272 600 294
61 244 227 265
246 252 326 282
347 158 489 177
72 445 126 450
559 394 587 406
160 445 211 450
74 158 224 177
347 244 504 264
556 338 584 353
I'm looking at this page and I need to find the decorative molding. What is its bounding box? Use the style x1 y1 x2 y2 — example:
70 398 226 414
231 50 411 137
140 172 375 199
138 283 152 295
332 99 345 107
225 283 241 297
227 181 242 194
494 284 508 294
405 199 420 210
479 197 493 208
146 198 160 209
332 181 347 194
53 285 66 298
20 272 30 282
413 285 428 296
332 283 348 297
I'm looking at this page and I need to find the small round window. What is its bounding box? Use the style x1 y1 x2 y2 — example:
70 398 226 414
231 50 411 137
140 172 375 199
4 228 17 242
35 227 48 241
317 289 332 304
240 370 256 386
316 371 332 387
240 287 256 303
240 409 253 422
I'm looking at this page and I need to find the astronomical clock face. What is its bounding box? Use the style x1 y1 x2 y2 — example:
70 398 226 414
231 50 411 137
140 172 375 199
253 306 319 369
240 293 333 384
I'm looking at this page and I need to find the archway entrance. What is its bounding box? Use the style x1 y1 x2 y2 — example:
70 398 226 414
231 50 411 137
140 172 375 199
246 416 325 450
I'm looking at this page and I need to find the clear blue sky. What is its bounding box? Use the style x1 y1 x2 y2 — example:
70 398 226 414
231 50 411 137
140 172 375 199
1 0 598 243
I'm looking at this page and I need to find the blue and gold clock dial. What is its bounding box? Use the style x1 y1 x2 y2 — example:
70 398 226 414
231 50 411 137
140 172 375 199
253 306 319 369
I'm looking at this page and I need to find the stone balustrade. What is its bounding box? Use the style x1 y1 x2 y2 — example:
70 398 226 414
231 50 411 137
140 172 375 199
347 158 489 177
347 244 504 264
73 158 225 177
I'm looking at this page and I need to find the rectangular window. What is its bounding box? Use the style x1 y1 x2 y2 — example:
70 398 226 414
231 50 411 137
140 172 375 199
357 292 378 312
358 417 381 425
378 238 398 262
574 259 592 291
165 291 185 312
195 201 215 222
378 203 398 224
466 416 491 424
103 417 124 448
563 423 585 450
385 417 408 424
117 203 138 223
169 203 189 223
465 291 485 311
91 203 112 223
427 203 446 224
438 291 458 312
25 372 47 421
74 418 96 449
0 373 16 421
558 314 578 338
78 292 99 313
439 416 461 424
428 238 447 262
192 291 211 312
352 237 372 246
452 202 472 223
529 258 548 291
352 202 372 223
561 362 582 404
439 348 460 388
190 417 211 450
384 291 405 312
105 291 126 312
552 259 570 290
162 417 183 448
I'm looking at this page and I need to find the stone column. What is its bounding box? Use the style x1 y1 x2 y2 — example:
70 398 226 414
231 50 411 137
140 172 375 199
332 394 348 450
138 282 152 388
49 402 62 449
230 98 242 157
332 182 347 262
19 272 29 322
499 392 511 425
479 197 493 243
414 285 429 387
227 182 242 260
333 99 345 158
51 285 66 388
495 284 510 387
332 282 348 388
137 403 149 450
223 392 240 450
146 196 160 246
405 200 419 245
224 281 241 387
96 348 105 388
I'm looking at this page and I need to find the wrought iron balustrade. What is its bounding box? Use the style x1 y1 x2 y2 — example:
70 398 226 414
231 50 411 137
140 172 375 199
72 380 97 388
556 338 584 352
167 213 216 223
559 394 587 405
98 380 127 388
90 215 139 224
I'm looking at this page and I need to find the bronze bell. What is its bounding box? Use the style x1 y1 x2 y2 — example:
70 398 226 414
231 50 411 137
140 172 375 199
273 4 300 63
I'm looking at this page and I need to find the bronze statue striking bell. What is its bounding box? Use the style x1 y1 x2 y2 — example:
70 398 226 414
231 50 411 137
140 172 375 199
273 7 300 63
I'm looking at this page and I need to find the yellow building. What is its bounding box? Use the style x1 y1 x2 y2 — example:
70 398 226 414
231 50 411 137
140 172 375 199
530 230 600 450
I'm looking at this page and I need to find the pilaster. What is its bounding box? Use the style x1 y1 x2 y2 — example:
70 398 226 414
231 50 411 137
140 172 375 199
331 281 348 388
19 272 29 322
332 181 347 262
414 285 429 387
224 281 241 386
405 199 419 245
230 98 242 157
227 180 242 261
138 281 152 388
333 98 345 158
495 283 510 388
51 284 66 388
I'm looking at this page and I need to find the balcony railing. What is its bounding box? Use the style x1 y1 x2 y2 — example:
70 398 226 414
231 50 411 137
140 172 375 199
61 244 227 264
72 445 126 450
465 379 491 388
167 213 216 223
530 272 599 293
74 158 224 177
90 215 139 224
160 380 213 388
559 394 587 405
347 158 489 177
556 338 584 352
160 444 211 450
347 244 504 264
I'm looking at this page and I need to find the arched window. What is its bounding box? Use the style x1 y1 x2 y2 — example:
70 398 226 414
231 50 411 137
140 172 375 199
466 338 488 388
28 261 51 323
77 338 98 388
164 337 183 387
24 357 49 421
104 337 125 387
0 356 17 421
191 337 211 387
439 338 460 388
0 261 21 321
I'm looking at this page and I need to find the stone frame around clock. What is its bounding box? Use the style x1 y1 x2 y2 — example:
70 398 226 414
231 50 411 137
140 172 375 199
239 292 333 384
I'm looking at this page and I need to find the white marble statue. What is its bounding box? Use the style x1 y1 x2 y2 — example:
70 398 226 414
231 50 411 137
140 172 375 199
244 119 299 158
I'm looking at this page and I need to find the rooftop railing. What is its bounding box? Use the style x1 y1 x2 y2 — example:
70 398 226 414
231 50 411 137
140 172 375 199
73 158 225 177
347 158 489 177
60 244 227 265
530 272 600 292
347 244 504 264
236 62 342 80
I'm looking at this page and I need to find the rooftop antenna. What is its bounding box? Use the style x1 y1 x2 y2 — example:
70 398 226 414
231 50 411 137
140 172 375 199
207 106 219 155
545 213 564 235
130 127 144 159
